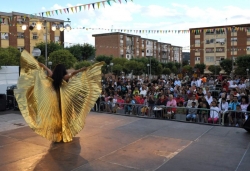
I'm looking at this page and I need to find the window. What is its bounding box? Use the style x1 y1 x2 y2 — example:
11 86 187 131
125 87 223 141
206 48 214 53
231 37 237 42
195 57 200 61
0 18 8 25
206 39 210 44
231 28 237 33
55 36 60 42
195 39 200 44
210 39 215 43
32 33 38 40
206 56 214 62
216 56 224 61
247 37 250 41
216 38 226 43
216 47 225 52
247 28 250 32
247 46 250 51
17 47 24 52
120 35 123 40
1 33 8 40
17 32 24 39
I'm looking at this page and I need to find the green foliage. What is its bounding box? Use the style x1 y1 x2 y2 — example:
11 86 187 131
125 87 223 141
182 65 193 74
0 47 21 67
162 68 171 75
172 66 178 74
235 55 250 75
66 43 96 61
49 49 77 69
208 65 221 75
75 61 92 70
150 58 160 75
112 64 123 77
194 63 206 74
182 60 189 66
155 64 163 75
174 62 181 69
35 42 63 57
165 62 174 69
37 55 45 64
124 60 144 76
95 55 113 65
220 59 233 75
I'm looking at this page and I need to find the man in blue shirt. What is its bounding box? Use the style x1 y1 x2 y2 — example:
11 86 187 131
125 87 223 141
228 96 240 126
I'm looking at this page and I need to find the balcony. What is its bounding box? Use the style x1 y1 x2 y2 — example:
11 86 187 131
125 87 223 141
1 25 9 32
195 52 200 56
231 51 237 55
195 61 200 64
195 35 200 38
247 41 250 45
120 40 123 44
231 42 237 46
231 32 237 37
195 44 200 47
247 32 250 36
142 52 145 56
126 41 132 46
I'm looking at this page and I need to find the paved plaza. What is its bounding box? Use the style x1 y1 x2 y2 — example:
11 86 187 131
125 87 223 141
0 111 250 171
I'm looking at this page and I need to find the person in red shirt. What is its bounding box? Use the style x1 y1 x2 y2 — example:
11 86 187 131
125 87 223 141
175 94 185 104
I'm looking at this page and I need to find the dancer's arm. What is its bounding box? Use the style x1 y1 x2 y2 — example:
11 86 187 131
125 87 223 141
63 67 87 81
39 63 53 77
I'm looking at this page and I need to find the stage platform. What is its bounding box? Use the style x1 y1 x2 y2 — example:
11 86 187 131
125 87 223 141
0 112 250 171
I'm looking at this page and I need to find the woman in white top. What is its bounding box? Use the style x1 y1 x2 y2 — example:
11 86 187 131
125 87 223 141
241 96 249 120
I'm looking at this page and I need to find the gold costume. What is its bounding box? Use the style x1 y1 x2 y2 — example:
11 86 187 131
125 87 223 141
14 50 103 142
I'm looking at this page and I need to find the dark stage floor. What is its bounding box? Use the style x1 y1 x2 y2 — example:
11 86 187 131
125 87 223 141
0 112 250 171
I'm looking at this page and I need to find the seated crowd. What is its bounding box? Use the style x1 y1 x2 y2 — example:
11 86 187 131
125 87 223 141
96 75 250 127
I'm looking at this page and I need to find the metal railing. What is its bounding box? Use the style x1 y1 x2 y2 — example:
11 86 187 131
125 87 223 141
92 101 241 126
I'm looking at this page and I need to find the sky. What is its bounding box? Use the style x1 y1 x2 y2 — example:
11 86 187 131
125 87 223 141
1 0 250 52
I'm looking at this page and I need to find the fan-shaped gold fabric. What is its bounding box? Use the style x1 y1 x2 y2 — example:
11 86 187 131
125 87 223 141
14 50 103 142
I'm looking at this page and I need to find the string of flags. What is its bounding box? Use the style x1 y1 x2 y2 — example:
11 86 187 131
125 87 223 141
0 0 132 20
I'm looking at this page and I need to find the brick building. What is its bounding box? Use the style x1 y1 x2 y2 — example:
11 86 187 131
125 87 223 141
190 24 250 72
0 11 64 53
92 32 183 63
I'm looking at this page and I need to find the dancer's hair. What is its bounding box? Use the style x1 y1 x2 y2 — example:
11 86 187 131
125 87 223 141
51 64 67 91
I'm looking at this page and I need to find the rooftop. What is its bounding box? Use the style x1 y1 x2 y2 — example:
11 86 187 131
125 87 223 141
190 23 250 30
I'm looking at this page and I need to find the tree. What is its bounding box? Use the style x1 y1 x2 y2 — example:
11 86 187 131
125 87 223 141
81 43 96 60
0 47 21 68
235 55 250 75
220 59 233 75
155 64 163 75
66 43 96 61
182 65 193 74
95 55 113 65
37 55 45 64
49 50 77 69
111 57 128 66
194 63 206 74
112 64 123 78
66 44 83 61
124 60 144 76
35 42 63 57
162 68 171 75
208 65 221 75
75 61 92 70
150 58 160 75
182 60 189 66
172 66 178 74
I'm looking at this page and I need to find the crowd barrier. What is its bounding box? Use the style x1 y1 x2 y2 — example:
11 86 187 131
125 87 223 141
92 101 249 127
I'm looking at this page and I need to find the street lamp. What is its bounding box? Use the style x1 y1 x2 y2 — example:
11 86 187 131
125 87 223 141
110 63 113 73
21 18 71 67
232 26 235 78
48 61 52 69
147 64 150 77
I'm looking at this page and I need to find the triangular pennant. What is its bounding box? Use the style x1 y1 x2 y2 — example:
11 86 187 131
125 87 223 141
107 0 111 6
125 0 127 2
79 6 82 11
59 9 62 14
102 1 105 7
118 0 121 3
67 8 69 13
55 10 58 15
88 4 91 10
92 3 95 9
84 5 86 10
75 6 78 12
97 2 100 8
71 7 74 13
51 11 54 15
64 9 67 13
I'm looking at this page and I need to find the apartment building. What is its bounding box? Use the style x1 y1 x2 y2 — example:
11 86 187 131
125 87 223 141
190 24 250 70
92 32 183 63
0 11 64 53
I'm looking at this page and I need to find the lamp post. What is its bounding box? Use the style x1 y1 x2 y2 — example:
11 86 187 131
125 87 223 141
48 61 52 69
22 18 71 67
110 63 113 73
231 26 235 78
147 64 150 77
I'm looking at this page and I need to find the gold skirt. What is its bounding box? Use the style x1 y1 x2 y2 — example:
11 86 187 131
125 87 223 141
14 50 103 142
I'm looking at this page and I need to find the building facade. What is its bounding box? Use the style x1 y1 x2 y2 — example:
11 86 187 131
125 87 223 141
93 32 183 63
0 11 64 53
190 24 250 70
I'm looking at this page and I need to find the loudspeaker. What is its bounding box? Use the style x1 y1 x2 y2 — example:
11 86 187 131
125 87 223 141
0 94 6 111
243 117 250 132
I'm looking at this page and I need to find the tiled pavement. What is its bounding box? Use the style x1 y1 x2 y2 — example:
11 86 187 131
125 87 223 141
0 111 250 171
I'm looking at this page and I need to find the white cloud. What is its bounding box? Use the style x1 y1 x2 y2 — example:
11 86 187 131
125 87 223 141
43 2 249 52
